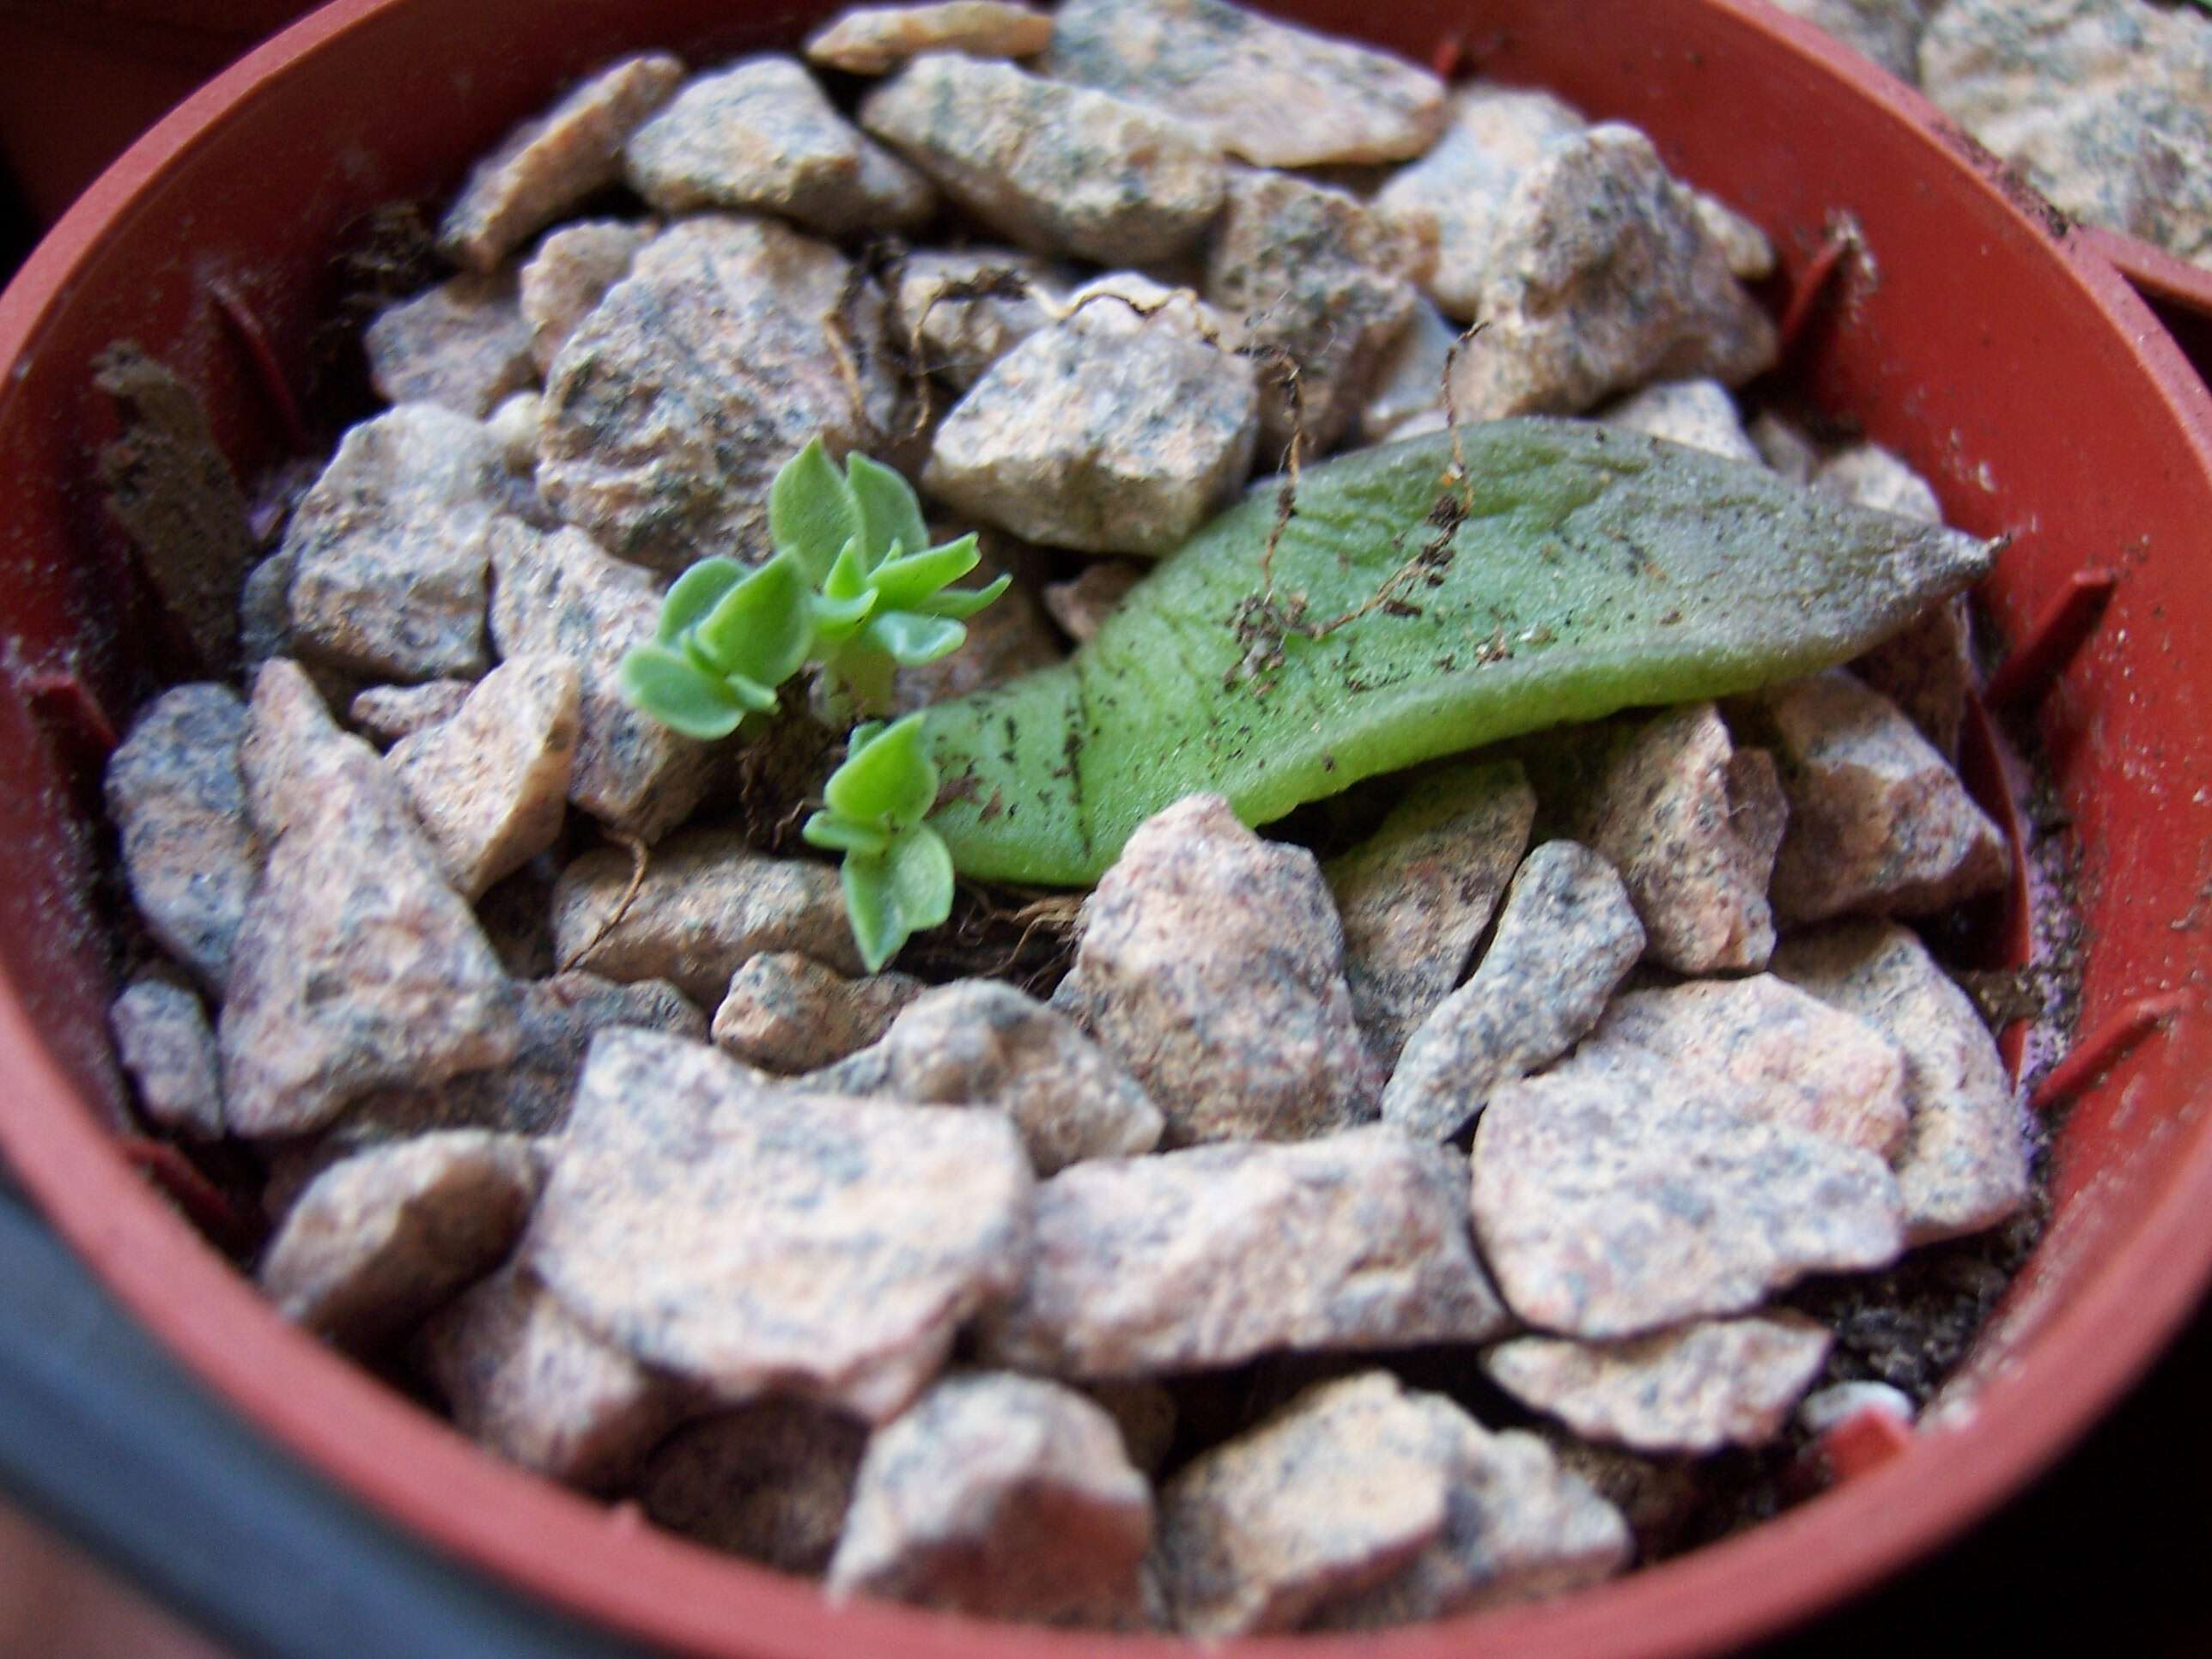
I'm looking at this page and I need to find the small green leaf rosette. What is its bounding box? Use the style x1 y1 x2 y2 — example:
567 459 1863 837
617 553 815 740
782 439 1010 670
801 714 954 973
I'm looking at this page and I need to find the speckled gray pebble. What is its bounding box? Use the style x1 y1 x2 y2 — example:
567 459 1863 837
1814 441 1943 524
1382 841 1643 1143
258 1129 543 1351
924 287 1258 557
109 976 224 1138
222 662 520 1137
1585 975 1910 1158
487 518 713 840
348 679 474 747
538 215 899 574
551 829 861 1000
1855 595 1974 764
1053 795 1377 1145
519 219 654 375
711 952 923 1073
386 653 579 900
1482 1313 1834 1455
1443 127 1778 419
1753 671 2009 926
319 971 706 1161
623 57 933 235
419 1261 690 1492
1152 1372 1451 1637
860 54 1224 264
281 403 505 682
1374 83 1586 322
976 1127 1510 1378
1157 1371 1627 1637
105 683 260 994
1774 919 2032 1244
1324 759 1535 1066
808 2 1056 75
828 1371 1152 1625
641 1401 869 1575
438 53 684 271
1306 1399 1631 1631
1601 378 1760 463
1559 702 1788 974
1470 1058 1905 1338
1922 0 2212 270
811 979 1163 1173
363 270 537 419
1356 296 1461 442
1048 0 1446 167
1202 167 1428 454
523 1029 1033 1421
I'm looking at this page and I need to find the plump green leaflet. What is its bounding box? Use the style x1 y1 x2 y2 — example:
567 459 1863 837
805 713 953 971
920 419 1997 886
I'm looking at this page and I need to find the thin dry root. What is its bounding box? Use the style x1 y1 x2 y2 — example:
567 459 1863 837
562 832 651 972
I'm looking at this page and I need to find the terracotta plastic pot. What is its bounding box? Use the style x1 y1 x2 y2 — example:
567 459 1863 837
2 3 2209 1655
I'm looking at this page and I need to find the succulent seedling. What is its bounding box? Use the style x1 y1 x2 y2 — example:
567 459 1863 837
618 440 1008 735
769 438 1010 721
802 714 954 973
617 552 815 740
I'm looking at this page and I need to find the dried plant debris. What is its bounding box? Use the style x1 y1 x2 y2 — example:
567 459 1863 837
94 343 258 670
96 0 2083 1635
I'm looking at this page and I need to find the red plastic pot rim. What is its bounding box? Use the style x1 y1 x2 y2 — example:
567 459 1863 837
3 3 2212 1656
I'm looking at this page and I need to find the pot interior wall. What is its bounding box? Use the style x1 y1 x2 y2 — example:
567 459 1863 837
1 2 2208 1656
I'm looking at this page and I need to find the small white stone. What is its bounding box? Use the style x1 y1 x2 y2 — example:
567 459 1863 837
1052 795 1376 1144
622 57 934 236
807 3 1055 75
259 1130 543 1350
710 952 923 1073
1815 441 1944 523
1442 126 1778 419
976 1127 1510 1378
551 829 861 1000
1382 842 1644 1142
1471 1054 1905 1338
1601 378 1761 463
363 270 537 419
109 976 224 1138
387 653 580 900
282 404 507 682
1587 975 1911 1158
1555 702 1789 975
1753 671 2009 926
1325 759 1536 1066
419 1261 690 1492
487 518 714 841
1798 1379 1917 1437
518 219 653 375
104 683 260 994
828 1371 1152 1625
522 1029 1033 1422
811 979 1164 1173
1482 1313 1834 1454
1047 0 1448 168
860 54 1225 264
438 53 684 271
1774 920 2032 1244
1374 82 1587 321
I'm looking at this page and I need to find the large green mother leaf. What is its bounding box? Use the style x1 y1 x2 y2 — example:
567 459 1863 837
921 419 1994 886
